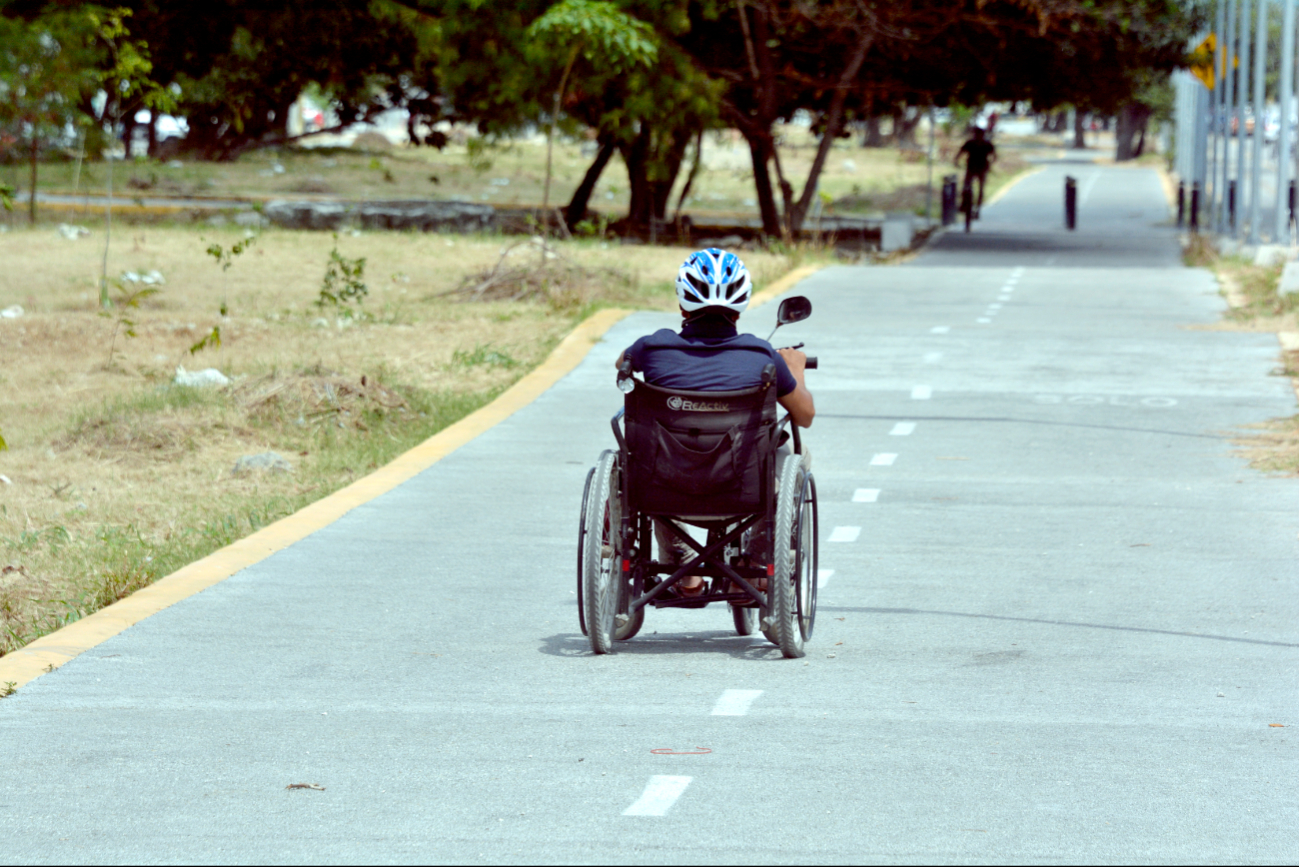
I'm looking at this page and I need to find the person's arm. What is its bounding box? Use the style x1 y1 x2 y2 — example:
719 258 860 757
614 350 626 369
776 348 815 428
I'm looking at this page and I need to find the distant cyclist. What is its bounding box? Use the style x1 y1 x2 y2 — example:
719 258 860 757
954 125 997 219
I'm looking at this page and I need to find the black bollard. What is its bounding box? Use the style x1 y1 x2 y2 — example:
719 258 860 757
1228 180 1236 229
1177 182 1185 227
1289 180 1296 227
1190 182 1200 232
941 174 958 226
1064 176 1077 230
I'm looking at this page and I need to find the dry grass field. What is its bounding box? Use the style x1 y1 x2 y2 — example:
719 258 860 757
0 223 796 656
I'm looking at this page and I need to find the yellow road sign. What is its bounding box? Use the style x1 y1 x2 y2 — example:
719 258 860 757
1189 33 1238 90
1191 34 1215 89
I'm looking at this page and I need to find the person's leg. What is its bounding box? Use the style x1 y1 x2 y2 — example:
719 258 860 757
654 519 703 593
975 171 986 213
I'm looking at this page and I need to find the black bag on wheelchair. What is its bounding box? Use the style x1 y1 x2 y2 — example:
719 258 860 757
623 379 778 517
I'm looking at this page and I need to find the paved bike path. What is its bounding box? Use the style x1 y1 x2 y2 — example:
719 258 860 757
2 164 1297 863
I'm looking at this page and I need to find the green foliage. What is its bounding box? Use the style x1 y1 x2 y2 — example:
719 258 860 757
0 426 7 451
0 182 12 211
317 236 368 311
526 0 658 71
205 233 258 271
452 344 519 369
99 282 159 365
189 326 222 355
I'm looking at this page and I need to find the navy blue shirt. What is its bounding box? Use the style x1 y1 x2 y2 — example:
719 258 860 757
625 317 798 396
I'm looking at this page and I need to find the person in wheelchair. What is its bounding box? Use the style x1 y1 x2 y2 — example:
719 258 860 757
614 248 815 598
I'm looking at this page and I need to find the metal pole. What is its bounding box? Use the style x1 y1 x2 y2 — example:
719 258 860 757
1235 0 1249 239
1278 0 1295 240
1218 0 1233 233
925 107 935 223
1248 0 1266 243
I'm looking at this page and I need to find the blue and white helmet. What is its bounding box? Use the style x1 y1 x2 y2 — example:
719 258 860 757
675 248 752 314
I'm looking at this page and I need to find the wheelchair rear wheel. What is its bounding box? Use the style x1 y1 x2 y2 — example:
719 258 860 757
582 450 622 654
768 456 816 658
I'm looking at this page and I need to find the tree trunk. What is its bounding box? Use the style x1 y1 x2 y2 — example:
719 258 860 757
29 135 38 224
122 113 136 158
1115 104 1151 162
147 112 158 157
648 126 693 221
673 129 705 222
1073 111 1087 148
894 108 921 149
861 116 887 147
564 134 616 227
744 131 782 236
622 124 653 228
788 32 873 234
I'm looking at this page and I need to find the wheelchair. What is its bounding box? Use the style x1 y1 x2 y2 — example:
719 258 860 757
576 297 819 659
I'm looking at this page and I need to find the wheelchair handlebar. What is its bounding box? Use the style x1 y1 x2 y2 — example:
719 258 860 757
805 356 818 370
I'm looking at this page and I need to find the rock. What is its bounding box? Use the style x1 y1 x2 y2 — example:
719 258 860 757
173 366 230 388
357 200 496 233
121 270 164 285
263 200 353 231
233 211 267 228
0 305 23 319
698 235 744 249
231 451 294 476
0 475 11 485
1278 262 1299 298
205 214 228 227
57 224 90 240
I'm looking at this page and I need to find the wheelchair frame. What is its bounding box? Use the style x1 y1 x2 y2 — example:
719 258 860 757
578 375 818 659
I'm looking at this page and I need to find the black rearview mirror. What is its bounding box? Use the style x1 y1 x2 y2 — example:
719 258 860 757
777 295 812 326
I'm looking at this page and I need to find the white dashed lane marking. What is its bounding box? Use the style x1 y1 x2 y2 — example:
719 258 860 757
929 326 951 334
829 526 861 543
923 351 943 363
852 488 880 502
711 689 764 716
977 317 991 324
870 453 897 466
911 385 932 400
890 422 916 436
624 776 692 816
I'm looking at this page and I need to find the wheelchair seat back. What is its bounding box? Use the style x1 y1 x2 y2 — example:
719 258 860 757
623 379 778 517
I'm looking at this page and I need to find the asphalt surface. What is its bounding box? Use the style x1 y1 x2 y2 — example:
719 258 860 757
3 163 1297 864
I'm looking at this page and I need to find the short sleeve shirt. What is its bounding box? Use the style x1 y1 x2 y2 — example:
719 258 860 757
959 139 996 175
625 317 798 396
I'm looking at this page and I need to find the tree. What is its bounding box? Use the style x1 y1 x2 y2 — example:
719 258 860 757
527 0 657 222
0 10 98 223
90 7 175 308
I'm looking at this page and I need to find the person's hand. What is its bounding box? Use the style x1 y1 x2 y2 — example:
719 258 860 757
778 346 807 377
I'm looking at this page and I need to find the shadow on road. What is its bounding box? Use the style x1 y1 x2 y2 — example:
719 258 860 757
538 630 789 659
820 606 1299 648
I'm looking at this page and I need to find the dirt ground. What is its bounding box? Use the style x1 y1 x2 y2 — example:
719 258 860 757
0 224 794 653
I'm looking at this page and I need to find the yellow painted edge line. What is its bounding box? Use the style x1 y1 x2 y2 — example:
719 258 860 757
986 167 1044 208
750 264 825 309
0 307 632 692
